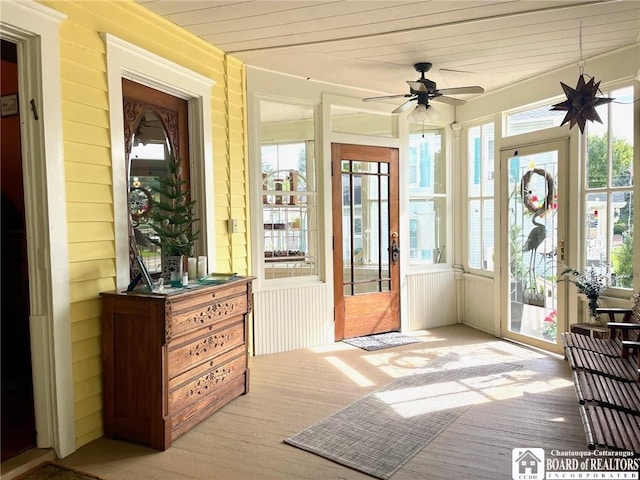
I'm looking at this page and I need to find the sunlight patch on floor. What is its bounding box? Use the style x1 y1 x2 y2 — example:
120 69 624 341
372 366 575 419
373 377 496 418
362 350 440 378
323 356 375 387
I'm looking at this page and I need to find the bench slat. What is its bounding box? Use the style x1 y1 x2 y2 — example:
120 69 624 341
561 332 623 357
573 371 640 414
582 404 640 452
566 348 638 382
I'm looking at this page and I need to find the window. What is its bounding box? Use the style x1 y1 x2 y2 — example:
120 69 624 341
260 101 318 280
505 103 565 137
584 85 634 289
408 129 446 265
467 123 495 271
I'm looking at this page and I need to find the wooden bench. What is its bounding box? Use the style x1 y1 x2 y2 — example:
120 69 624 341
561 292 640 357
564 292 640 453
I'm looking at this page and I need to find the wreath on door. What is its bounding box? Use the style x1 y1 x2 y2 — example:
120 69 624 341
520 168 555 215
129 186 153 221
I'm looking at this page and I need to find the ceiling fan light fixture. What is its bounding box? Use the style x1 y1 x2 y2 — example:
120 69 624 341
407 103 438 123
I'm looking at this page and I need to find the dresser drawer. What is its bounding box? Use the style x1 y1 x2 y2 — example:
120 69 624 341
170 374 247 440
168 346 247 414
167 316 246 379
168 291 248 340
169 282 250 314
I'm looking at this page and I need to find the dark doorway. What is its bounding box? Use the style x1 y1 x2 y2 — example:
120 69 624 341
1 39 37 462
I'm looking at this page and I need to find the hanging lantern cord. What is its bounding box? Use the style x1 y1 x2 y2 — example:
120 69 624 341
577 22 585 76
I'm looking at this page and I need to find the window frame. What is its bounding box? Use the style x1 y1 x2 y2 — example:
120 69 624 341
582 82 636 294
465 121 496 275
406 127 448 268
253 99 321 286
261 140 319 282
105 34 215 290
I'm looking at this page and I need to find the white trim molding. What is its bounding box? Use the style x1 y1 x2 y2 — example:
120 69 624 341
103 34 215 289
0 0 75 458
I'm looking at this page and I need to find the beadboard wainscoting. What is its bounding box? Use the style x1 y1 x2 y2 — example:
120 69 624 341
461 273 496 334
253 283 333 355
406 269 459 331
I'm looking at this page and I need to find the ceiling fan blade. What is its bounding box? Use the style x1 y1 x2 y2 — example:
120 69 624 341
363 93 411 102
432 96 466 106
437 86 484 95
392 98 417 114
406 81 427 93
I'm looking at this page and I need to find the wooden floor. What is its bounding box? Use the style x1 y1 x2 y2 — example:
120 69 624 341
57 325 588 479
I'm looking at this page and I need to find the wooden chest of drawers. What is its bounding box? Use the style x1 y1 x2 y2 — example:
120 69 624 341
101 276 253 450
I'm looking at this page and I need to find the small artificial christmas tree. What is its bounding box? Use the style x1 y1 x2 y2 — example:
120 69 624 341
148 154 199 258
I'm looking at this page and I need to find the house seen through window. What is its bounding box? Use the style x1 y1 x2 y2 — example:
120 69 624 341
467 122 495 271
261 141 318 280
585 85 634 289
407 128 446 265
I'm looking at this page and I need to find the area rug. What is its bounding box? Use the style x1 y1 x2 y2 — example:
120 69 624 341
15 462 103 480
284 353 522 479
342 331 421 351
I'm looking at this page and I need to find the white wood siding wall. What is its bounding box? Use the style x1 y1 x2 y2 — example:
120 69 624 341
253 284 333 355
461 274 496 334
406 270 458 331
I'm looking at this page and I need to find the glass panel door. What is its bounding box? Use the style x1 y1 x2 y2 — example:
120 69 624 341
501 139 567 353
332 143 400 340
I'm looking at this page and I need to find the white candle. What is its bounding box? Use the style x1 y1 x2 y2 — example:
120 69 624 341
197 256 208 278
187 257 197 280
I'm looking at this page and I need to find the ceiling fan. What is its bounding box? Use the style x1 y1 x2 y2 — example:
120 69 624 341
363 62 484 118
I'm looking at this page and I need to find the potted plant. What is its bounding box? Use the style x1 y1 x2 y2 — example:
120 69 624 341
558 264 610 323
148 154 199 283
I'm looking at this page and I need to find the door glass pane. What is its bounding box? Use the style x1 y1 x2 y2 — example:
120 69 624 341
342 174 353 295
380 183 390 283
508 151 558 343
342 161 390 296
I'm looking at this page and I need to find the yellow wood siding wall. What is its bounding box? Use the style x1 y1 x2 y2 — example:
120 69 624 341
38 0 247 448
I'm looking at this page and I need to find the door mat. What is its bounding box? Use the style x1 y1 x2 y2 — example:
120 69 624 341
15 462 103 480
285 353 522 479
342 331 421 351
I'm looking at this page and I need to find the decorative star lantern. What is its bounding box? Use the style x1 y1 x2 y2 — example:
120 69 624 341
550 74 613 134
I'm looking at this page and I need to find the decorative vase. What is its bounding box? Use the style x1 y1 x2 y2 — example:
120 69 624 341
162 255 184 285
587 296 600 324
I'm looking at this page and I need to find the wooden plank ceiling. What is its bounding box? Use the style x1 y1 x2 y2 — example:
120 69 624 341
137 0 640 103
